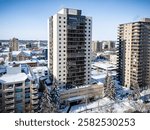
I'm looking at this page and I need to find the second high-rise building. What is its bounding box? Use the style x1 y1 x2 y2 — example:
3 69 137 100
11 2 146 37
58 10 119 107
48 8 92 87
117 18 150 89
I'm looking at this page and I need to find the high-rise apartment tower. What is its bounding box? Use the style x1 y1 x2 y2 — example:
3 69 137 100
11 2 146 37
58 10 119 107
48 8 92 87
117 18 150 89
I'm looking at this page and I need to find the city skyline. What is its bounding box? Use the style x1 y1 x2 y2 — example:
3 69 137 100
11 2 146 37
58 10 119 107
0 0 150 40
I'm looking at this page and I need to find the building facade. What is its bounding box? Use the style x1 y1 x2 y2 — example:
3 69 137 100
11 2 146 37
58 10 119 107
10 37 19 52
117 18 150 88
48 8 92 87
92 41 102 52
0 66 39 113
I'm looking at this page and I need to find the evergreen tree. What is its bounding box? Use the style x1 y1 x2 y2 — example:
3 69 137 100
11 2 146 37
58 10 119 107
131 83 141 100
104 72 116 100
38 79 60 113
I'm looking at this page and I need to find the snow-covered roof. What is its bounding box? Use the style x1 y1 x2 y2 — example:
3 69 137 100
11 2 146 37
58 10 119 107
0 73 27 83
12 51 31 57
11 60 37 64
12 51 20 56
92 61 117 71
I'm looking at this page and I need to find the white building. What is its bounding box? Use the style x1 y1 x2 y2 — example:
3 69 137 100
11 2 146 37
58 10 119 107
48 8 92 87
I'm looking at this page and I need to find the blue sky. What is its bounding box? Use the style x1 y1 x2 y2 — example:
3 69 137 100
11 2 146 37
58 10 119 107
0 0 150 40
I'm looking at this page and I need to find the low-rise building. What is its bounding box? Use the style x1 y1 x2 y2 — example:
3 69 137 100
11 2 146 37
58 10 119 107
60 83 104 105
0 66 39 113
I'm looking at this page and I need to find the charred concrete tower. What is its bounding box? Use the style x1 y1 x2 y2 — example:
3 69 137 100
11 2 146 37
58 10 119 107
48 8 92 87
117 18 150 89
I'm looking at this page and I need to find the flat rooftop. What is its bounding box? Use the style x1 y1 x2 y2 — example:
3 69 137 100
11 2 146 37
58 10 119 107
0 73 27 83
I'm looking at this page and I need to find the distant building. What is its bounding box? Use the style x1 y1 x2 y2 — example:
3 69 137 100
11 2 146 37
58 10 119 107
92 41 102 52
9 51 31 61
0 65 39 113
48 8 92 87
43 49 48 60
117 18 150 88
10 38 19 52
101 41 116 51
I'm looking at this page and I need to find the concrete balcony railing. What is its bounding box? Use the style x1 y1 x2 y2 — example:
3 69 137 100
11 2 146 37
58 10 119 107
5 105 15 110
5 99 14 105
32 105 39 110
31 94 38 99
31 89 38 94
5 93 14 98
31 99 39 105
31 84 38 89
4 87 14 92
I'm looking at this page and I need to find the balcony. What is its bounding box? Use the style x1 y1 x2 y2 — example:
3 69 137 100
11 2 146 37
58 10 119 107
31 88 38 94
31 84 38 89
31 94 38 99
31 99 39 105
4 87 14 92
5 104 15 110
5 99 14 104
32 105 39 110
6 109 15 113
5 93 14 98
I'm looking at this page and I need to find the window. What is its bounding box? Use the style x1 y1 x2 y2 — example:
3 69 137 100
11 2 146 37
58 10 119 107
63 50 66 52
59 71 61 73
59 25 61 27
59 50 61 52
59 34 61 36
59 30 61 32
59 62 61 64
59 38 61 40
64 38 65 40
59 17 61 19
59 21 61 23
59 42 61 44
63 74 65 76
64 21 66 23
64 26 65 28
